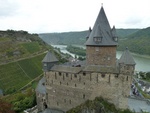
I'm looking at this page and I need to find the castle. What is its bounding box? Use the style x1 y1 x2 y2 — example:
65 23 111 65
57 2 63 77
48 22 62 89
36 5 136 112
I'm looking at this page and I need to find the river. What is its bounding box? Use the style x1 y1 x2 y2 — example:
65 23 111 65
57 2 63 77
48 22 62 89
52 45 150 72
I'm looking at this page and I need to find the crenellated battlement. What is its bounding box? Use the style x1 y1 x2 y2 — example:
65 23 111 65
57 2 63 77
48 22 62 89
43 68 132 111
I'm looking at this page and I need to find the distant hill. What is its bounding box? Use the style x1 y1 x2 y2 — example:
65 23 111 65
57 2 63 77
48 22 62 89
118 27 150 55
39 29 140 45
0 30 47 64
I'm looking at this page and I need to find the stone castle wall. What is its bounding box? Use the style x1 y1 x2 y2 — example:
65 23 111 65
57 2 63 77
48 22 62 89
86 46 116 66
45 71 132 111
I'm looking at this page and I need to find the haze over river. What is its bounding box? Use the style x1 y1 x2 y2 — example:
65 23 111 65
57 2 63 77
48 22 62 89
52 45 150 72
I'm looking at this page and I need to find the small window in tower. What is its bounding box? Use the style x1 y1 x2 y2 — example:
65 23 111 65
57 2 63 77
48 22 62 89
75 84 77 87
95 47 99 52
55 74 57 79
101 74 105 78
69 100 71 104
63 75 65 80
71 74 72 80
83 94 85 99
108 57 110 60
126 76 128 81
44 63 47 66
93 37 102 43
64 99 66 103
59 72 61 76
57 102 59 106
74 74 77 78
83 72 86 76
114 37 118 42
66 73 68 77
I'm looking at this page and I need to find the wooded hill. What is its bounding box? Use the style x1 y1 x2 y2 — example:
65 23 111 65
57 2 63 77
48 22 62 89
118 27 150 55
39 27 150 56
39 29 139 45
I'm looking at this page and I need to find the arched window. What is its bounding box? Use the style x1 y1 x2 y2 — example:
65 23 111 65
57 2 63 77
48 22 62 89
83 94 85 99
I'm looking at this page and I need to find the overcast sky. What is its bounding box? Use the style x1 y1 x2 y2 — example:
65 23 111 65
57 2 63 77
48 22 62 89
0 0 150 33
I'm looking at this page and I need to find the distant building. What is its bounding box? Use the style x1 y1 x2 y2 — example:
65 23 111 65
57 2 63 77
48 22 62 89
36 5 136 112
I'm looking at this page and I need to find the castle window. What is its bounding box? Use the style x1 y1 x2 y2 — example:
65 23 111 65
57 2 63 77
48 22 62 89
59 72 61 76
63 75 65 80
90 74 92 81
55 74 57 79
67 82 68 86
74 74 77 78
83 72 86 76
101 74 105 78
126 76 128 81
75 84 77 87
95 47 99 52
60 81 61 85
64 99 66 103
97 74 98 83
113 36 118 42
57 102 59 106
107 57 110 60
93 37 102 43
109 75 110 83
69 100 71 104
66 73 68 77
83 94 85 99
115 74 119 78
79 76 81 82
84 82 85 85
71 74 72 80
44 63 47 66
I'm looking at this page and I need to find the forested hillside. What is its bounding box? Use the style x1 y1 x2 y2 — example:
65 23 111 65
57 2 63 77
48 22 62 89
39 27 150 56
118 27 150 55
39 29 139 45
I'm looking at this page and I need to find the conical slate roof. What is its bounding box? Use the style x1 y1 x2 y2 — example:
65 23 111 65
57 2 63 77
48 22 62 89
85 6 118 46
119 48 136 65
42 51 58 63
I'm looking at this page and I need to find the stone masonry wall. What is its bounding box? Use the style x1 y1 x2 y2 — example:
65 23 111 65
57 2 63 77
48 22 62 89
86 46 116 67
45 71 132 111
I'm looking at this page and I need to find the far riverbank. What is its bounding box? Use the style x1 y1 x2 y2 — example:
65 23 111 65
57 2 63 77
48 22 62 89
52 44 150 72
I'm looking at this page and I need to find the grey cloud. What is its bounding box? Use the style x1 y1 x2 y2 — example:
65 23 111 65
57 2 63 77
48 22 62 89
0 0 19 17
124 16 142 26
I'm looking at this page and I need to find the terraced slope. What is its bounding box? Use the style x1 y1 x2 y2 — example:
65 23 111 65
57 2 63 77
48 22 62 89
0 54 45 94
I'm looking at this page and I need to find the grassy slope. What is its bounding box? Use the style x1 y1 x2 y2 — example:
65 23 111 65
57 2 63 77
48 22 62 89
0 53 45 93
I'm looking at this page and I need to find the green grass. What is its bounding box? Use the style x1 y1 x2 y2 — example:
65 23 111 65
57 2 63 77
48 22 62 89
21 42 40 53
0 53 45 93
0 37 10 41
